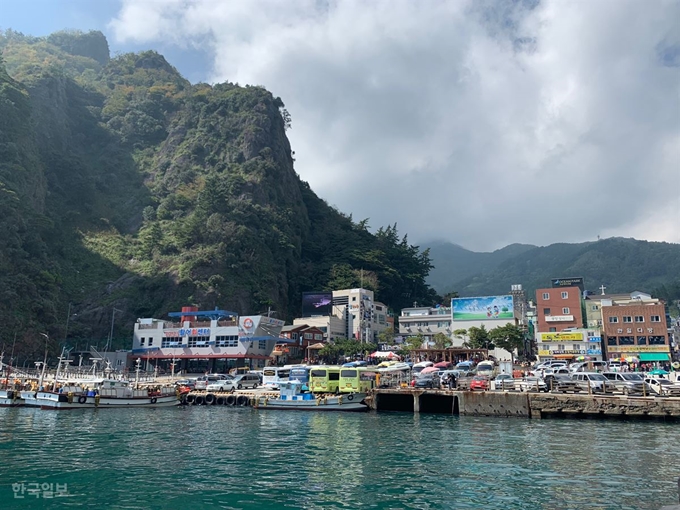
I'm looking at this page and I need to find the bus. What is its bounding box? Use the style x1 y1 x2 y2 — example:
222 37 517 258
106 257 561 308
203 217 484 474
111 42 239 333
309 367 341 393
288 366 311 385
262 367 290 390
339 367 377 393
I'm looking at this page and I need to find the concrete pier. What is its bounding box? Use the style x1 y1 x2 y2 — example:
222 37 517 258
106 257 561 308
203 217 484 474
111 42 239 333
369 388 680 420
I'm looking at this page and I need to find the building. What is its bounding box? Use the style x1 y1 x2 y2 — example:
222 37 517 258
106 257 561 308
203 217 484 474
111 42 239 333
535 286 584 333
131 306 286 373
601 299 671 363
536 328 603 362
273 324 327 363
331 288 390 342
398 305 452 343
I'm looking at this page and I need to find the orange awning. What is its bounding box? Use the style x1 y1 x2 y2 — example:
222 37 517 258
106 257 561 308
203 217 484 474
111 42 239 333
553 354 576 359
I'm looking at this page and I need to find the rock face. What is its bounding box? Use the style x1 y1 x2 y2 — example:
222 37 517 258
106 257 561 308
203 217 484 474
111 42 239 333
0 30 437 358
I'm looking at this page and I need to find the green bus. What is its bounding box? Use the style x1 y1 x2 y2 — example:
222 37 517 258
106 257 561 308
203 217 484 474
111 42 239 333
339 367 377 393
309 367 341 393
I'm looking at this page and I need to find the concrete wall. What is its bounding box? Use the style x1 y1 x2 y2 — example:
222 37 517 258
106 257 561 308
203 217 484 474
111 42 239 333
458 391 531 418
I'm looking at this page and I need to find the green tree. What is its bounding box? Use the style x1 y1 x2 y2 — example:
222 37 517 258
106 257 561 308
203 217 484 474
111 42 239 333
377 328 395 346
467 325 494 350
432 332 451 349
488 324 525 362
453 328 468 347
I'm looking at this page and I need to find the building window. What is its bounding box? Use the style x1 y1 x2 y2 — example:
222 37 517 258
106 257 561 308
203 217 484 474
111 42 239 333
572 344 580 351
622 316 632 323
216 335 239 347
148 338 153 346
352 297 356 301
188 336 210 347
648 335 666 345
542 293 550 300
140 338 145 346
636 336 647 345
650 316 661 322
618 336 634 345
608 317 619 323
258 340 267 350
549 327 556 332
587 331 595 337
543 308 551 315
161 338 182 348
561 291 568 299
557 344 565 351
634 316 644 323
591 305 599 311
562 307 570 314
607 337 617 346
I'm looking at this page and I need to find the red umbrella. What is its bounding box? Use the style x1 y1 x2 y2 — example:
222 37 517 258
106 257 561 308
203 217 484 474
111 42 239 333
386 352 400 359
421 366 439 374
434 361 452 369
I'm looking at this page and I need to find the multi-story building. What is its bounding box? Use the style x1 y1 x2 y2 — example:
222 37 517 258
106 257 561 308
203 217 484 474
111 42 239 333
535 286 584 333
131 306 286 372
398 305 452 344
536 328 603 362
601 299 671 363
272 324 326 364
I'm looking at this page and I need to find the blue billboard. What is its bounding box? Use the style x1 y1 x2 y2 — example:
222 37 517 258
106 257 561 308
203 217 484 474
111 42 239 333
452 295 514 321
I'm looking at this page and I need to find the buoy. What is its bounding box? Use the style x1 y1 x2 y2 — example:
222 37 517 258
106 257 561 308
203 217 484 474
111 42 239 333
150 397 157 404
205 393 216 405
236 396 248 406
185 394 196 404
347 394 354 401
78 395 87 404
216 396 225 405
195 395 205 405
226 395 236 406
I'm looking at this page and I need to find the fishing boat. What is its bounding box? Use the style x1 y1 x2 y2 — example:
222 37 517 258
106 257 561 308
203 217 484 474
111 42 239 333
36 379 180 410
252 381 368 412
0 388 23 407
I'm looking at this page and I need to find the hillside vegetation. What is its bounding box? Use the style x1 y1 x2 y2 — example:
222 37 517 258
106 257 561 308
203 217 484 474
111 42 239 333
0 29 436 361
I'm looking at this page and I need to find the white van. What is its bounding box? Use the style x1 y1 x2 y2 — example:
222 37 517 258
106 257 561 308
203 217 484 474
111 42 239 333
476 361 495 375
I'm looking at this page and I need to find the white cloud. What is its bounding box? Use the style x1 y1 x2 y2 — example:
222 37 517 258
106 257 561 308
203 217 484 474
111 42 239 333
110 0 680 251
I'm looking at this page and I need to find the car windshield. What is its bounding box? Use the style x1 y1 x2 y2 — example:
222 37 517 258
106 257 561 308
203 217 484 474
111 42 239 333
621 374 642 380
554 375 572 381
588 374 607 381
656 379 671 385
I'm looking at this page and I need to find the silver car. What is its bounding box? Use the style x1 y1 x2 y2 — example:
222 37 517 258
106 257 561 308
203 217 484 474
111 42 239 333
602 372 650 395
571 372 617 393
518 377 548 392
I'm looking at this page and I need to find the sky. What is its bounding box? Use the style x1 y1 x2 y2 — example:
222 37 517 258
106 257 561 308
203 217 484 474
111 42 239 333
1 0 679 252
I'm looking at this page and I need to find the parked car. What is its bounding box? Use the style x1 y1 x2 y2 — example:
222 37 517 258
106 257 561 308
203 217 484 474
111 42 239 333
175 379 196 390
469 375 490 391
571 372 617 393
206 376 236 392
643 377 680 397
570 361 608 373
212 373 260 391
547 374 581 393
195 374 231 390
518 376 548 392
602 372 649 395
493 374 515 391
414 375 440 389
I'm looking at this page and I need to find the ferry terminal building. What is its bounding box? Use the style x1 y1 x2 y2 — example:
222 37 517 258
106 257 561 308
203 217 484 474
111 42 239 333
131 307 287 373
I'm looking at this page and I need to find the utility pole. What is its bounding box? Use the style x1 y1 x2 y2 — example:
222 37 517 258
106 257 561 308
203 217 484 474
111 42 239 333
106 308 123 353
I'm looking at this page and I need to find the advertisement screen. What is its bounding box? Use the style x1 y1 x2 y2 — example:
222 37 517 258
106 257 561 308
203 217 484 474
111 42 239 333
452 295 514 321
302 292 333 317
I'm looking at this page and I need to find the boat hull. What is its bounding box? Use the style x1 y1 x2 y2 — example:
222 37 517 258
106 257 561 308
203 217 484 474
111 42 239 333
0 390 23 407
254 393 368 412
37 392 180 410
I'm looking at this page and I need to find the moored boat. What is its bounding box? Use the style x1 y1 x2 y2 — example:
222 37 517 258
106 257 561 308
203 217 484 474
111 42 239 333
0 388 23 407
253 381 368 412
37 379 181 410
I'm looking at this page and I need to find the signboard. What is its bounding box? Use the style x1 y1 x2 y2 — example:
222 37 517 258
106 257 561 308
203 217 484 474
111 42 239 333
539 333 584 342
452 295 514 321
610 346 670 353
545 315 574 322
302 291 333 317
538 349 602 356
179 327 210 336
551 277 584 291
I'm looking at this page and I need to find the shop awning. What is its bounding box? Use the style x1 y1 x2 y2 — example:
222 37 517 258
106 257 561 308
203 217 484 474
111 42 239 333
553 354 576 359
639 353 670 362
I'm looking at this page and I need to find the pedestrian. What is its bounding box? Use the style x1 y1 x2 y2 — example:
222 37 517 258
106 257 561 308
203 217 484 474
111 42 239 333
449 373 456 389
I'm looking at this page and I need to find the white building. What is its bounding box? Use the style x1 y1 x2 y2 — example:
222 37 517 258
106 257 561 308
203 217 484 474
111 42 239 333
536 328 603 362
131 306 286 372
398 305 452 346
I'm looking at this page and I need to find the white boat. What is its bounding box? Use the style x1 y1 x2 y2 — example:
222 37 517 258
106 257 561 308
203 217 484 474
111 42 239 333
36 379 180 410
253 381 368 412
377 362 411 373
0 388 23 407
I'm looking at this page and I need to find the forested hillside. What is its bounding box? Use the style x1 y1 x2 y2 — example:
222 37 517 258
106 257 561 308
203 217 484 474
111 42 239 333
0 29 437 361
429 238 680 300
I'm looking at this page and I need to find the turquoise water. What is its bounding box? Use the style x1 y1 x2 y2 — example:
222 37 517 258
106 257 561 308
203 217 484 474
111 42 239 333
0 407 677 509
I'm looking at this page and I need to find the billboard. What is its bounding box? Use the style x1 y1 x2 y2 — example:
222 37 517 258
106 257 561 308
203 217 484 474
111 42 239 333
452 295 514 321
302 292 333 317
551 277 584 291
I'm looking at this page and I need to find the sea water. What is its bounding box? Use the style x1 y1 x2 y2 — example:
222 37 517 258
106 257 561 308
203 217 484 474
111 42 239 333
0 406 677 509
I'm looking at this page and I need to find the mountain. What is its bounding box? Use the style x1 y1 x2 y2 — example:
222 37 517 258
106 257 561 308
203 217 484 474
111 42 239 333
427 238 680 299
0 29 437 360
425 241 535 291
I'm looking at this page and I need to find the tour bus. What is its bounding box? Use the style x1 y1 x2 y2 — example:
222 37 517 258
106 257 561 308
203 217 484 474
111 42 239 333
262 367 290 390
339 367 377 393
287 365 311 385
309 366 341 393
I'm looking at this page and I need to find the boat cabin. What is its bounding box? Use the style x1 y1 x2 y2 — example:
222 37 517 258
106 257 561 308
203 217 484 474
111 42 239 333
279 381 315 401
